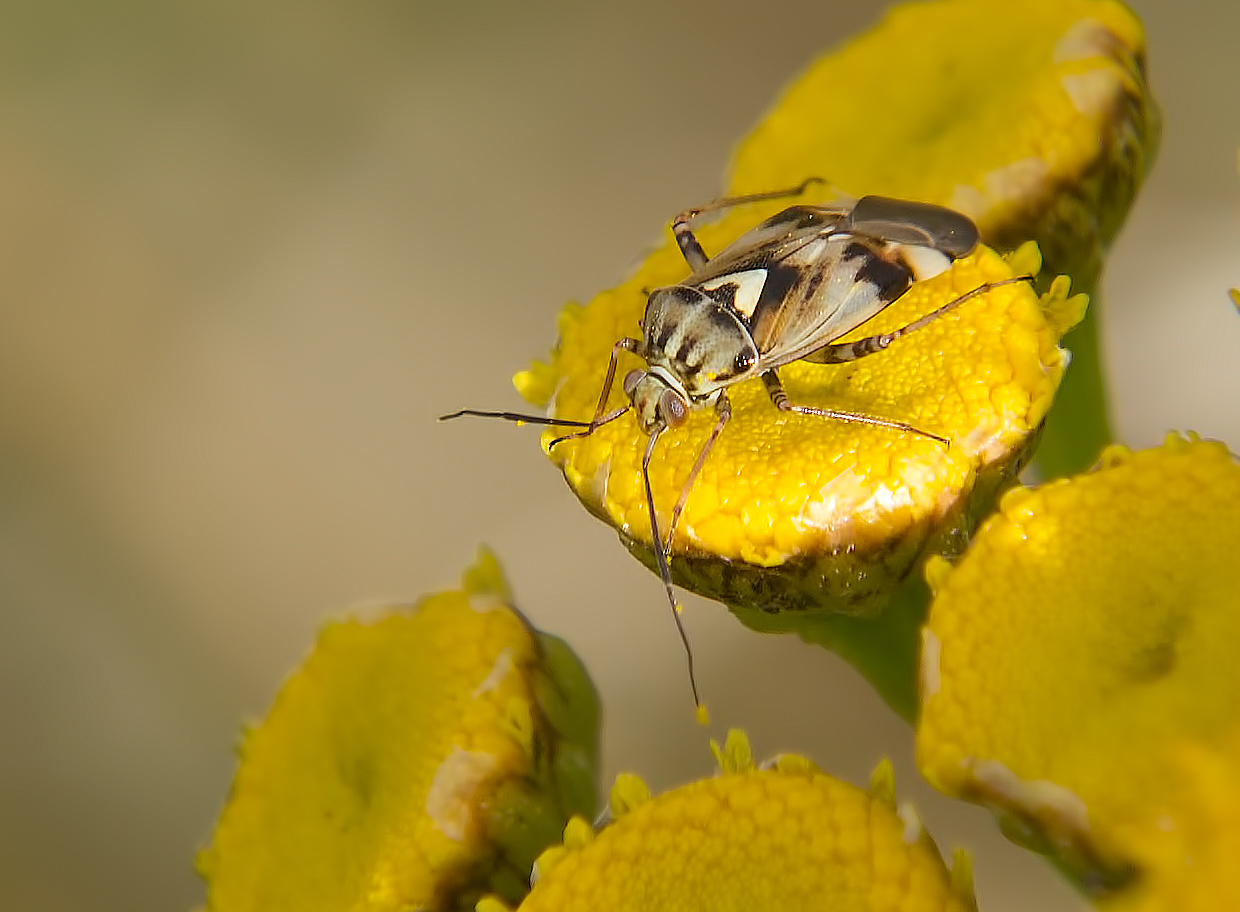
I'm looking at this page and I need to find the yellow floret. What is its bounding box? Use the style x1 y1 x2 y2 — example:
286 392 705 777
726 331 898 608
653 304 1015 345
513 0 1152 616
1102 731 1240 911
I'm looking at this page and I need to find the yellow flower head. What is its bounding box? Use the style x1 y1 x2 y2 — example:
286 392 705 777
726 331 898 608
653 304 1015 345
917 435 1240 896
482 731 976 912
526 239 1074 617
734 0 1156 287
199 550 600 912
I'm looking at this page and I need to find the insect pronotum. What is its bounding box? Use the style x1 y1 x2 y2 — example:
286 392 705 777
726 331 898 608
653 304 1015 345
442 180 1030 710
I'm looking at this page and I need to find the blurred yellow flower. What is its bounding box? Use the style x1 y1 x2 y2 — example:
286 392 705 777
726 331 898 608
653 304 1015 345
199 550 599 912
482 731 976 912
918 435 1240 899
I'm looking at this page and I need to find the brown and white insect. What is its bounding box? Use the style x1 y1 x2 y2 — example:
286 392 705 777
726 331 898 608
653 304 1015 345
442 181 1028 708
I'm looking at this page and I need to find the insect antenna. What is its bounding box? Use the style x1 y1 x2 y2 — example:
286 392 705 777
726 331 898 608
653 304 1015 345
439 408 594 429
442 337 643 441
640 427 703 712
439 404 632 450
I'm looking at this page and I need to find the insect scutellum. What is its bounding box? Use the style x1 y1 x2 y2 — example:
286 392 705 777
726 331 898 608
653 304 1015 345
441 180 1032 712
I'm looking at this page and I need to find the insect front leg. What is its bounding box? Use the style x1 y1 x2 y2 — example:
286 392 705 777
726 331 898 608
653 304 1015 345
671 178 824 270
661 392 732 558
547 337 641 448
639 426 702 710
761 370 949 445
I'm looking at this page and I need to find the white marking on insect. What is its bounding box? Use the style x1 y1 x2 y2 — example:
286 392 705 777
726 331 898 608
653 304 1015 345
699 268 769 321
441 179 1031 710
897 244 954 282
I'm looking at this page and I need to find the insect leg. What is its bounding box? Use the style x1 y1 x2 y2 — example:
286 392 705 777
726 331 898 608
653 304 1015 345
662 393 732 558
762 370 949 445
547 337 640 448
809 276 1033 364
671 177 824 270
640 426 702 710
440 338 640 442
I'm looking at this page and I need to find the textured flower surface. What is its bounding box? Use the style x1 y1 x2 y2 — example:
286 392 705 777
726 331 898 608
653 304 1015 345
480 731 977 912
198 550 599 912
917 435 1240 903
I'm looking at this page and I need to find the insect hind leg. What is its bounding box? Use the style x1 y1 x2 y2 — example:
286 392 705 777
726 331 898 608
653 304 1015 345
661 393 731 558
761 370 949 446
671 177 825 271
762 275 1034 446
807 276 1033 365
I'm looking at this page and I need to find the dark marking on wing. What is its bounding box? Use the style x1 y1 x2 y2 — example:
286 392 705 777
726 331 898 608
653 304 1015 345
801 262 828 303
655 321 675 354
753 262 800 320
688 205 851 284
854 247 913 303
848 195 979 258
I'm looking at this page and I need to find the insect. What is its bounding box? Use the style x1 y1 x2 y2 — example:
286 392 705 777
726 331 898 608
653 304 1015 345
442 180 1029 710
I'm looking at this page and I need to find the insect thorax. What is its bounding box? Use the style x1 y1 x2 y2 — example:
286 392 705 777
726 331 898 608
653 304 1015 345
641 285 759 400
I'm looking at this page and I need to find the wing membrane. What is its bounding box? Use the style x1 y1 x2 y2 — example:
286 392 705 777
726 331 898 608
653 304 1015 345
750 234 914 367
689 205 850 282
680 199 971 372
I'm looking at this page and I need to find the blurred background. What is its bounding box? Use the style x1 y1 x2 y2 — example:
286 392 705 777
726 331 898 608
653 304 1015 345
1 1 1238 910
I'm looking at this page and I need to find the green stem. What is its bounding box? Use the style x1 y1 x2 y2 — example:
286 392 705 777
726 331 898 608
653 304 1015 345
1031 306 1111 479
728 576 930 723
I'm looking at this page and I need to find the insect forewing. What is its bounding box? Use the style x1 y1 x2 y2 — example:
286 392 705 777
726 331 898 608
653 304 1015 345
751 233 909 365
687 197 982 369
690 204 852 281
683 205 888 365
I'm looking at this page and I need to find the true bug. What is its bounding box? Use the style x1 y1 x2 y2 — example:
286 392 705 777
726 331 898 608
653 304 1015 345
442 180 1029 709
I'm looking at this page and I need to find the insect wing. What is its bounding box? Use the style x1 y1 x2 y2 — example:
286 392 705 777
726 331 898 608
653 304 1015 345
683 205 883 365
705 198 982 369
846 195 979 259
689 204 852 282
746 232 913 366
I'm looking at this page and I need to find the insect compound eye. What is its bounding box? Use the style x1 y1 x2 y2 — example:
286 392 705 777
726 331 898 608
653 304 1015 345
660 389 689 428
623 369 644 399
733 351 755 374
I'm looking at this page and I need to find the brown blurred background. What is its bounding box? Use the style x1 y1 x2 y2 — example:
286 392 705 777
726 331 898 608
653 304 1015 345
1 2 1238 910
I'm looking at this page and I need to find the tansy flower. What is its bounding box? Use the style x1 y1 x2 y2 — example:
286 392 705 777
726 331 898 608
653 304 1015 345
918 435 1240 904
199 550 600 912
480 731 978 912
